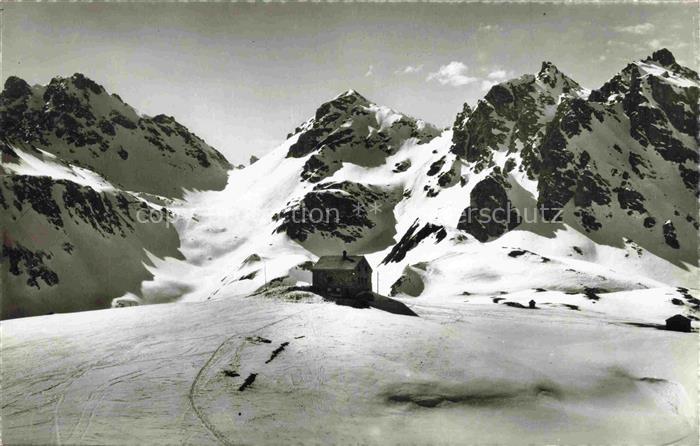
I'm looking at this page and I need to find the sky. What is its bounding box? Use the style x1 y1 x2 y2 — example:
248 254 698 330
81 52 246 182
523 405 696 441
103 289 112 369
2 2 696 164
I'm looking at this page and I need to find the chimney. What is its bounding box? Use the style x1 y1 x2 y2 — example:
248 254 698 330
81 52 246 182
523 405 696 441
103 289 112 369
342 250 348 260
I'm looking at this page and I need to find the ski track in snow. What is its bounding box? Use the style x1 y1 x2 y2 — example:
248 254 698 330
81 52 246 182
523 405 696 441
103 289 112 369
51 346 172 445
188 313 300 446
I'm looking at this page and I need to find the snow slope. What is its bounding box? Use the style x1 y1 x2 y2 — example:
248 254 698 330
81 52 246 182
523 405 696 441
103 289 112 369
2 294 697 445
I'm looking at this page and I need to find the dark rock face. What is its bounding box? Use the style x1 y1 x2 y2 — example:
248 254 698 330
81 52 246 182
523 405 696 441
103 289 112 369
422 153 462 197
437 165 458 188
0 74 231 198
529 50 698 266
649 48 676 67
614 187 646 215
537 96 640 230
450 98 508 169
1 172 181 319
645 48 699 79
110 110 137 130
393 159 411 173
61 180 133 236
2 76 32 101
663 221 680 249
450 63 584 177
272 181 391 244
449 102 472 156
2 242 59 295
648 75 698 138
287 92 369 158
288 127 328 159
457 173 520 242
7 175 65 228
622 68 698 171
4 174 143 237
381 219 446 264
427 157 445 176
389 264 425 297
588 56 699 197
300 154 334 183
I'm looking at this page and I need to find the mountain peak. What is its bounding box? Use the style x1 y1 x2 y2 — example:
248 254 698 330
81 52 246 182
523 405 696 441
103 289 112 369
332 89 368 102
66 73 106 95
646 48 676 67
2 76 32 101
538 61 559 74
46 73 104 93
1 72 231 197
286 86 438 165
536 61 580 91
639 48 698 81
311 89 370 122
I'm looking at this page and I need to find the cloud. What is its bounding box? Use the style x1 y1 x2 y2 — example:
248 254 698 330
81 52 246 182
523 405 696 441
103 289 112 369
365 65 374 77
480 80 498 91
395 64 424 75
615 23 655 35
646 38 686 50
479 69 510 91
487 69 507 80
426 62 477 87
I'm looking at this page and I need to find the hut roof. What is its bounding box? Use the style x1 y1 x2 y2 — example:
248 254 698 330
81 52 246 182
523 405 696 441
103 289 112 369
666 314 690 323
312 255 370 271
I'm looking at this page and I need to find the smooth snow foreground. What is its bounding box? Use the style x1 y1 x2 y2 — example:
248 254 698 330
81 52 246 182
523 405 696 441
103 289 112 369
1 295 697 445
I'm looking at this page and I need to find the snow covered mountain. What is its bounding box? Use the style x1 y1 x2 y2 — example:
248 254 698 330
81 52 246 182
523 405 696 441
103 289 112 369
2 50 698 321
135 50 697 323
286 90 439 182
2 50 699 446
1 74 230 198
448 49 698 265
450 60 587 176
536 49 698 266
1 75 231 318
